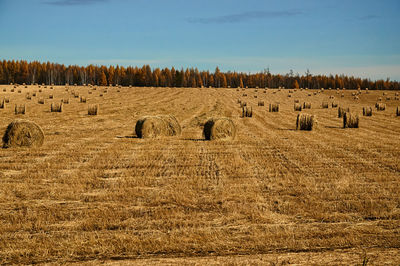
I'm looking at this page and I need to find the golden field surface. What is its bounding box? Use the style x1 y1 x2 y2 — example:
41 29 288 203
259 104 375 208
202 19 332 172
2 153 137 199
0 85 399 265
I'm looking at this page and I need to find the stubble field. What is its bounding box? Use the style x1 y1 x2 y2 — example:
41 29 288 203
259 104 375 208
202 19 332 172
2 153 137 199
0 85 399 264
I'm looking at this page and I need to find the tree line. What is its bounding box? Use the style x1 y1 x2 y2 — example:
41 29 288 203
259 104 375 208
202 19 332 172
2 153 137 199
0 59 399 90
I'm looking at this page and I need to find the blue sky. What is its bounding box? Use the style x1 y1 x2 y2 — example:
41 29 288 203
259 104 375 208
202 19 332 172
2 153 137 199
0 0 399 80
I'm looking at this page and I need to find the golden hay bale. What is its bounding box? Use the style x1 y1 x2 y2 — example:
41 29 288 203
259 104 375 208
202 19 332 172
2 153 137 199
303 102 311 109
294 103 302 111
61 98 69 104
135 115 181 139
15 104 26 114
50 103 63 112
241 106 253 117
375 102 386 111
2 119 44 148
363 107 372 116
203 117 236 141
296 114 316 131
338 107 349 118
269 103 279 112
88 104 99 115
343 112 359 128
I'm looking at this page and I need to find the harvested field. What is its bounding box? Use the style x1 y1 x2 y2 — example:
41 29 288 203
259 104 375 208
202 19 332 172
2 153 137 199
0 85 399 264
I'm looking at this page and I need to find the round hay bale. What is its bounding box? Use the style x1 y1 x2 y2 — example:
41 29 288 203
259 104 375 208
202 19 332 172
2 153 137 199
296 114 316 131
2 120 44 148
135 115 181 138
343 112 359 128
203 118 236 141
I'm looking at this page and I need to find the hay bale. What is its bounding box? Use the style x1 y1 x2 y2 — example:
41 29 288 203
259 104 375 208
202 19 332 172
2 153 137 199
50 103 63 112
303 102 311 109
322 102 329 108
88 104 99 115
343 112 359 128
257 101 264 107
294 103 302 111
61 98 69 104
49 94 53 99
331 102 338 108
38 98 45 105
375 102 386 111
135 115 181 139
2 119 44 148
269 103 279 112
241 106 253 117
296 114 315 131
338 107 349 118
14 104 26 114
363 107 372 116
203 118 236 141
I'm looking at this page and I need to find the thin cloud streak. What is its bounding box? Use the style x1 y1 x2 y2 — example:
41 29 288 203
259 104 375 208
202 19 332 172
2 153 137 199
359 14 380 20
187 10 302 24
43 0 108 6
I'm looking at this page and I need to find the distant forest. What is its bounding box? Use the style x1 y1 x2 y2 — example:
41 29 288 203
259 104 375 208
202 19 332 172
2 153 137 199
0 60 399 90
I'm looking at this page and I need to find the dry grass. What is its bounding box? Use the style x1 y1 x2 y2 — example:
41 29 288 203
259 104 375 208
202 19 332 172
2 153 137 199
0 86 399 264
